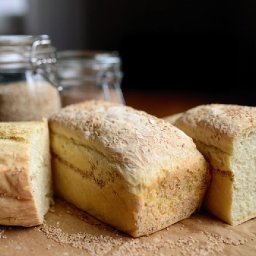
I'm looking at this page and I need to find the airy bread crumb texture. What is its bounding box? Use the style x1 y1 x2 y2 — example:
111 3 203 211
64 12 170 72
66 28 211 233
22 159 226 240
0 120 52 226
174 104 256 225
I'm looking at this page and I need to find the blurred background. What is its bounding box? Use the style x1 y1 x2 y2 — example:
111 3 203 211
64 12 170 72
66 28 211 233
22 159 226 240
1 0 256 116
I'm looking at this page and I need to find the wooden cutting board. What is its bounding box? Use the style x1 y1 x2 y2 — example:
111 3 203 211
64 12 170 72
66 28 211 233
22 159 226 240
0 198 255 256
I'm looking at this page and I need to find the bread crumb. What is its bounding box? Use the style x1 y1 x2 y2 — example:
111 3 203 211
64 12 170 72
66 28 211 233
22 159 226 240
49 208 55 213
38 220 252 256
46 243 55 250
36 200 253 256
0 229 6 239
38 223 123 256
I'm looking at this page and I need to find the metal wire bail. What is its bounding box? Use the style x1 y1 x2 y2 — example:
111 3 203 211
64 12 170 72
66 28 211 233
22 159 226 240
30 38 56 70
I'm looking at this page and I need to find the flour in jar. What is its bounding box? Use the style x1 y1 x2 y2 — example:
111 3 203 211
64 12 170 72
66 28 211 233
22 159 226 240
0 81 61 121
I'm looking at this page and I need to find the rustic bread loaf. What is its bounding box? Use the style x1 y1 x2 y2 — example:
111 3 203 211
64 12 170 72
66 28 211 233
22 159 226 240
174 104 256 225
0 120 52 226
49 101 210 237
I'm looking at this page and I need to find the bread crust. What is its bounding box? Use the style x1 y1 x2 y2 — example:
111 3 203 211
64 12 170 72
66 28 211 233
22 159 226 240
49 101 210 236
50 101 203 186
174 104 256 225
0 121 51 226
175 104 256 153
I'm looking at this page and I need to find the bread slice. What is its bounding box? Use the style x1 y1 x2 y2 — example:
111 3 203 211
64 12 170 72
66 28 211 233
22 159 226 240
49 101 210 237
0 120 52 226
174 104 256 225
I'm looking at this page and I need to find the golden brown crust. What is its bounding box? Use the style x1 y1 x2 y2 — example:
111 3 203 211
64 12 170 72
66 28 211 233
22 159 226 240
49 101 210 236
49 101 202 187
175 104 256 153
174 104 256 226
131 159 210 237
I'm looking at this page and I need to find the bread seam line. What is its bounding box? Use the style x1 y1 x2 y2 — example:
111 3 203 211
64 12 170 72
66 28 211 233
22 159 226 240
51 132 181 191
194 139 230 156
0 136 27 142
52 154 100 182
51 131 127 169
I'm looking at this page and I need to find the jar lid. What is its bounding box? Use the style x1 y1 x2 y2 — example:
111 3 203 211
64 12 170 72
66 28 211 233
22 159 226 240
0 35 56 70
57 50 121 81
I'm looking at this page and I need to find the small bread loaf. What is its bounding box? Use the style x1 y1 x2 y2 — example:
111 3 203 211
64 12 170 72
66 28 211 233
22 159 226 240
49 101 210 237
174 104 256 225
0 120 52 226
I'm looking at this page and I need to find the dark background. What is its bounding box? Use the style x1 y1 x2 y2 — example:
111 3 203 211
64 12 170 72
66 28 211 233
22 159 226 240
2 0 256 105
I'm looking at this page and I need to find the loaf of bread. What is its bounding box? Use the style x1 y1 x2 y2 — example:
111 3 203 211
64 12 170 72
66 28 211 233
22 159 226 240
174 104 256 225
0 120 52 226
49 101 210 237
164 112 183 124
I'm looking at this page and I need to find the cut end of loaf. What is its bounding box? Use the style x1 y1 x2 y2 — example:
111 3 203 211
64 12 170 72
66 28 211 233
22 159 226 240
0 120 52 226
130 160 211 237
174 104 256 226
29 120 52 224
229 130 256 225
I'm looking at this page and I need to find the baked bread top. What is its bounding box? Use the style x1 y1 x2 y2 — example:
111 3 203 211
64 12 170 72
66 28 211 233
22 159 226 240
175 104 256 153
0 122 44 143
49 101 205 187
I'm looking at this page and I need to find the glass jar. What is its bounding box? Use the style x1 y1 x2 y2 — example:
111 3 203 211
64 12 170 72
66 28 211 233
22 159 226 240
0 35 61 121
57 50 124 106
